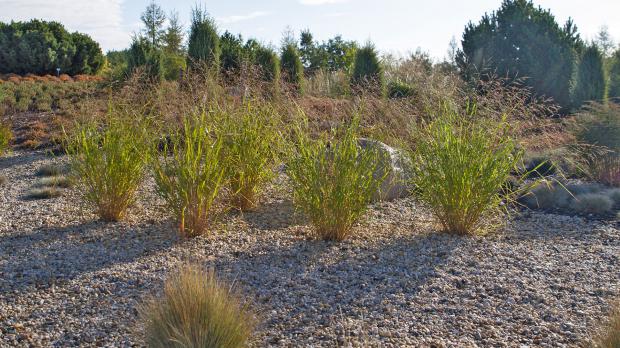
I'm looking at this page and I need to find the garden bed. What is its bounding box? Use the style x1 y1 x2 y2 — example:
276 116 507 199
0 151 619 347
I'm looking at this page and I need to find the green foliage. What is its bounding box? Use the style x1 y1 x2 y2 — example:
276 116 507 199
187 6 220 71
127 37 164 82
253 45 281 96
410 107 524 235
608 50 620 100
351 44 384 95
280 44 304 93
162 52 187 81
456 0 580 111
0 121 11 155
66 112 150 221
388 80 415 99
105 50 130 81
163 11 185 54
141 265 254 348
0 19 104 75
141 0 166 47
299 31 357 75
220 31 245 76
287 118 386 241
152 110 226 237
573 45 606 107
217 102 281 210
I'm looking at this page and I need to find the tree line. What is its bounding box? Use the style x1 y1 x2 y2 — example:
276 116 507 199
0 20 104 75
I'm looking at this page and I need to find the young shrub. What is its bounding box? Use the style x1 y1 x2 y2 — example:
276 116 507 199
0 121 12 155
152 110 226 237
187 6 220 71
218 102 281 211
253 46 281 97
280 43 304 94
140 265 254 348
287 118 386 241
410 108 524 235
351 43 384 96
570 193 614 216
66 113 150 221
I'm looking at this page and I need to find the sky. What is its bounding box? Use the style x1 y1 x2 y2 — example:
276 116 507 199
1 0 619 60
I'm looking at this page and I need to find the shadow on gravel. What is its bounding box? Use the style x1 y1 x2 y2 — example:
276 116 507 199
209 231 463 337
0 220 179 293
0 151 47 171
239 199 301 231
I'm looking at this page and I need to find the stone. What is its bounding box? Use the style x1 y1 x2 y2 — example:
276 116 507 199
358 138 413 202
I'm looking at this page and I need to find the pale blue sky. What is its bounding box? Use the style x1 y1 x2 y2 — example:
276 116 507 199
1 0 619 59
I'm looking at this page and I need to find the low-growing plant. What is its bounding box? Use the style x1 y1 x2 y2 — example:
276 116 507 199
152 110 226 237
26 186 62 200
66 112 150 221
570 193 614 216
218 102 281 210
0 175 7 185
35 176 72 188
36 164 68 177
287 117 386 241
410 107 527 235
140 265 254 348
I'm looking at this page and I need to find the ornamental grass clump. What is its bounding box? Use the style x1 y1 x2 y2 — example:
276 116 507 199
410 107 526 235
0 121 11 155
287 118 386 241
140 265 254 348
66 113 150 221
152 110 226 237
217 102 281 211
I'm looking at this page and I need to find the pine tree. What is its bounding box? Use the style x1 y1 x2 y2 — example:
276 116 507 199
351 43 384 95
141 1 166 48
254 45 280 97
456 0 580 112
608 50 620 100
220 31 244 75
162 11 184 54
280 43 304 93
187 6 220 71
573 45 606 107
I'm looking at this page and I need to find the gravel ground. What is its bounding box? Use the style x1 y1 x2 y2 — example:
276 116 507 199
0 150 619 347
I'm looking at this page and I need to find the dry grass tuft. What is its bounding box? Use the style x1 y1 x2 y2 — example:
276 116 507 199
140 265 254 348
26 187 62 200
595 304 620 348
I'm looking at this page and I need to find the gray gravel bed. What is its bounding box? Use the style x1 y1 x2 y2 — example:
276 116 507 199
0 151 618 347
